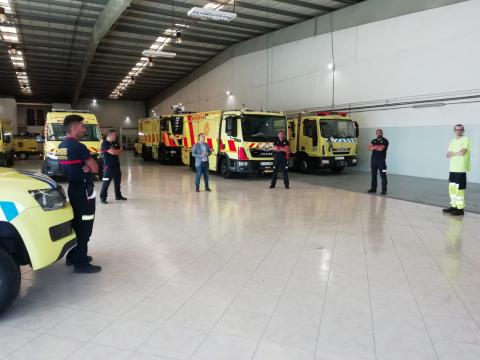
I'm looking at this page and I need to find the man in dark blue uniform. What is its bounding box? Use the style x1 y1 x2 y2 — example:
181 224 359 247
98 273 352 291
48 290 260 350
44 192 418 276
367 129 389 195
100 129 127 204
58 115 102 273
270 130 290 189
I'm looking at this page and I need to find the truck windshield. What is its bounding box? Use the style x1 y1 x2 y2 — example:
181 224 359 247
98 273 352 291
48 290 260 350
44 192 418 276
48 123 101 141
170 116 184 135
319 119 356 138
241 115 287 142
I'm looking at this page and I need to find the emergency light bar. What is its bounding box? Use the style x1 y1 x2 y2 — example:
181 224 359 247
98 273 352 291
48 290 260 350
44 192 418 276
142 50 177 59
314 111 348 117
187 7 237 22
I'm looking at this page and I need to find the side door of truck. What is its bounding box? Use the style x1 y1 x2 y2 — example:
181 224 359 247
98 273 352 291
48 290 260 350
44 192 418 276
300 118 318 156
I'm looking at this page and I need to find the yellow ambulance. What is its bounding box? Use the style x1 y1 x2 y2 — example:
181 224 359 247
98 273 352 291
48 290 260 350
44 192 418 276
288 111 359 173
41 110 103 177
0 168 76 316
0 119 14 167
138 114 185 163
182 110 287 178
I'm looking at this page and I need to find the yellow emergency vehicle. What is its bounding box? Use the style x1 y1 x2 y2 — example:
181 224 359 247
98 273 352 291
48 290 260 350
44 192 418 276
138 114 185 163
41 110 103 177
288 111 359 173
0 168 76 316
14 134 42 160
182 110 287 178
0 119 14 167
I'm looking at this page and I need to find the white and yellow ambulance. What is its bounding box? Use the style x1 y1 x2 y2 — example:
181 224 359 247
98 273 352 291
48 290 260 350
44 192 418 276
0 119 14 167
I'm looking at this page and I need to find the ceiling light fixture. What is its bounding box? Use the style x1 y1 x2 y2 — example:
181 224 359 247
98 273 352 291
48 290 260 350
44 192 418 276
8 45 16 55
327 63 335 70
143 50 177 59
0 7 7 23
131 76 136 84
187 6 237 22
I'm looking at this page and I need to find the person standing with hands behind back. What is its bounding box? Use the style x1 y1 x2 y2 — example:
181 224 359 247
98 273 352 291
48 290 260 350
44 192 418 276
367 129 389 195
443 124 471 216
192 133 212 192
270 130 290 189
100 129 127 204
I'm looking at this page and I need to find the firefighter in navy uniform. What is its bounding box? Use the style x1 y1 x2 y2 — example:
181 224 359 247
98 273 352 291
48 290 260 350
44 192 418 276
367 128 389 195
100 129 127 204
270 130 290 189
58 115 102 273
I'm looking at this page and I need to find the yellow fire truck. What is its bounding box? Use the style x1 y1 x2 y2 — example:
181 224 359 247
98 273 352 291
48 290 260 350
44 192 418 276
288 111 359 173
0 119 14 167
13 134 42 160
138 114 185 163
41 110 103 178
182 110 287 178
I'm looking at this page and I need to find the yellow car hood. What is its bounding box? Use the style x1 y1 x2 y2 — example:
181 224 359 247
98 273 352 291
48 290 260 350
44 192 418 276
0 168 58 191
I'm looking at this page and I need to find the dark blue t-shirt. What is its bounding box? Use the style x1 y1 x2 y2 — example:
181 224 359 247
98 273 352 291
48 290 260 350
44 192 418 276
101 140 120 167
371 137 389 161
58 137 93 185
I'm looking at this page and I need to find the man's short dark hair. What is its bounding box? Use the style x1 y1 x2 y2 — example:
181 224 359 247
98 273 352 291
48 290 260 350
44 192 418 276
63 114 84 133
278 130 285 134
107 129 117 136
454 124 464 130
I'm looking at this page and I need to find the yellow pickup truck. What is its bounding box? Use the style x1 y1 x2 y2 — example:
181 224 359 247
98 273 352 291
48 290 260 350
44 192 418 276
0 169 76 316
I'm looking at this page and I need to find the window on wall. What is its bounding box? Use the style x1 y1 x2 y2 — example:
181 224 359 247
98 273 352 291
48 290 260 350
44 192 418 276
26 109 46 126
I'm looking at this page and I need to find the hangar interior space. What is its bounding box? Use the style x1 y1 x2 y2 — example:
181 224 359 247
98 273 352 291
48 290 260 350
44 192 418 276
0 0 480 359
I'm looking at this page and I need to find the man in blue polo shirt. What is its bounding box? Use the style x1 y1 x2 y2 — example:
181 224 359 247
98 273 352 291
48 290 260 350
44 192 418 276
100 129 127 204
58 115 102 273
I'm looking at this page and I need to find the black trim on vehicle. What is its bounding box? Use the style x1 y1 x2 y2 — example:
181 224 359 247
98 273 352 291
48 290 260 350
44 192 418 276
55 238 77 262
49 220 73 242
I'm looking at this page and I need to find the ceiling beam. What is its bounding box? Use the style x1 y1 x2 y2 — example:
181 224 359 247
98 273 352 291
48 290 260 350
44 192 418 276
72 0 133 104
271 0 335 12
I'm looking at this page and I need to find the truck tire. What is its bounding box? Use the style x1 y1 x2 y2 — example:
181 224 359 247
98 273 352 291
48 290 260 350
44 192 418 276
142 145 152 161
294 154 309 173
0 154 6 167
219 156 233 179
331 166 344 173
0 248 21 317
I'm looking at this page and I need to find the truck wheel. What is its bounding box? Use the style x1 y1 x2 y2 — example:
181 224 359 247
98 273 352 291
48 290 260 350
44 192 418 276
219 157 232 179
295 155 308 173
18 152 28 160
0 248 21 317
331 166 344 173
142 145 152 161
0 154 6 167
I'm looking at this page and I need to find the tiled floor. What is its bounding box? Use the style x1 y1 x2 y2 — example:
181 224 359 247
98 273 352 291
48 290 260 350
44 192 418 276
2 154 480 360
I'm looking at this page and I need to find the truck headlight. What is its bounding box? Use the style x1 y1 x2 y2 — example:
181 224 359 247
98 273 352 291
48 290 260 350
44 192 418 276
29 187 66 211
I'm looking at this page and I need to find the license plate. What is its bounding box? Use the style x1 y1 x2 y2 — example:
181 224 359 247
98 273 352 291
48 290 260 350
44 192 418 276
335 157 345 160
264 169 273 173
260 162 273 166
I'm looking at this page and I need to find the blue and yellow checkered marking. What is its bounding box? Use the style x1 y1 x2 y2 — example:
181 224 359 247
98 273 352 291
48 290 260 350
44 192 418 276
333 138 356 143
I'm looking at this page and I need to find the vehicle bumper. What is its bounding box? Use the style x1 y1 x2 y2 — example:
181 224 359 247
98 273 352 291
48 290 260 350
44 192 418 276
314 155 358 168
43 157 64 176
163 147 182 161
10 204 76 270
230 159 275 174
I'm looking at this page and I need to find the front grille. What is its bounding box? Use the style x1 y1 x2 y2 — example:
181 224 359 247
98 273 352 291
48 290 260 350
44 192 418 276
250 149 273 158
333 151 351 155
49 220 73 241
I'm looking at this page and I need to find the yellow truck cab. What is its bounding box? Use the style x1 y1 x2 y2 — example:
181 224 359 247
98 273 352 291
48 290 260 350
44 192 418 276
138 114 185 163
288 111 359 173
41 110 103 177
182 110 287 178
0 169 76 316
14 134 42 160
0 119 14 167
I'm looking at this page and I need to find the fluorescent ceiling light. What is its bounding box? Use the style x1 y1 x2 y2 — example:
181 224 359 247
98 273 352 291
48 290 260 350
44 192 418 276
187 7 237 22
143 50 176 58
0 25 16 33
2 33 18 42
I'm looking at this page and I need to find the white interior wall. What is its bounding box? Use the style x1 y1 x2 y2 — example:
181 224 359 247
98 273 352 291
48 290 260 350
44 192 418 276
151 1 480 183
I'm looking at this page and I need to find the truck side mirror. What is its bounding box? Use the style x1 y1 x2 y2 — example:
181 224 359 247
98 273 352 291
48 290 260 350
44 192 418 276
36 135 45 143
354 121 359 138
4 135 11 144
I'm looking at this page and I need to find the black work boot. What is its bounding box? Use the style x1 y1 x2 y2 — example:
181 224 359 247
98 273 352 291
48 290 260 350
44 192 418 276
74 263 102 273
100 198 108 204
66 256 92 266
442 207 456 213
116 196 127 200
450 209 464 216
367 189 376 193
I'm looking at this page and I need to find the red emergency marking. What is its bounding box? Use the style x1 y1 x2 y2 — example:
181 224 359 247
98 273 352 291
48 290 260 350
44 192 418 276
249 143 255 148
183 138 188 147
220 140 225 150
59 160 82 165
188 116 195 147
228 140 236 152
168 135 176 147
207 138 213 149
162 133 167 144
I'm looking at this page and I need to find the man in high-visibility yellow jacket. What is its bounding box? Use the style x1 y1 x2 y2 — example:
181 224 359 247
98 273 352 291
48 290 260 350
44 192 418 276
443 124 471 216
